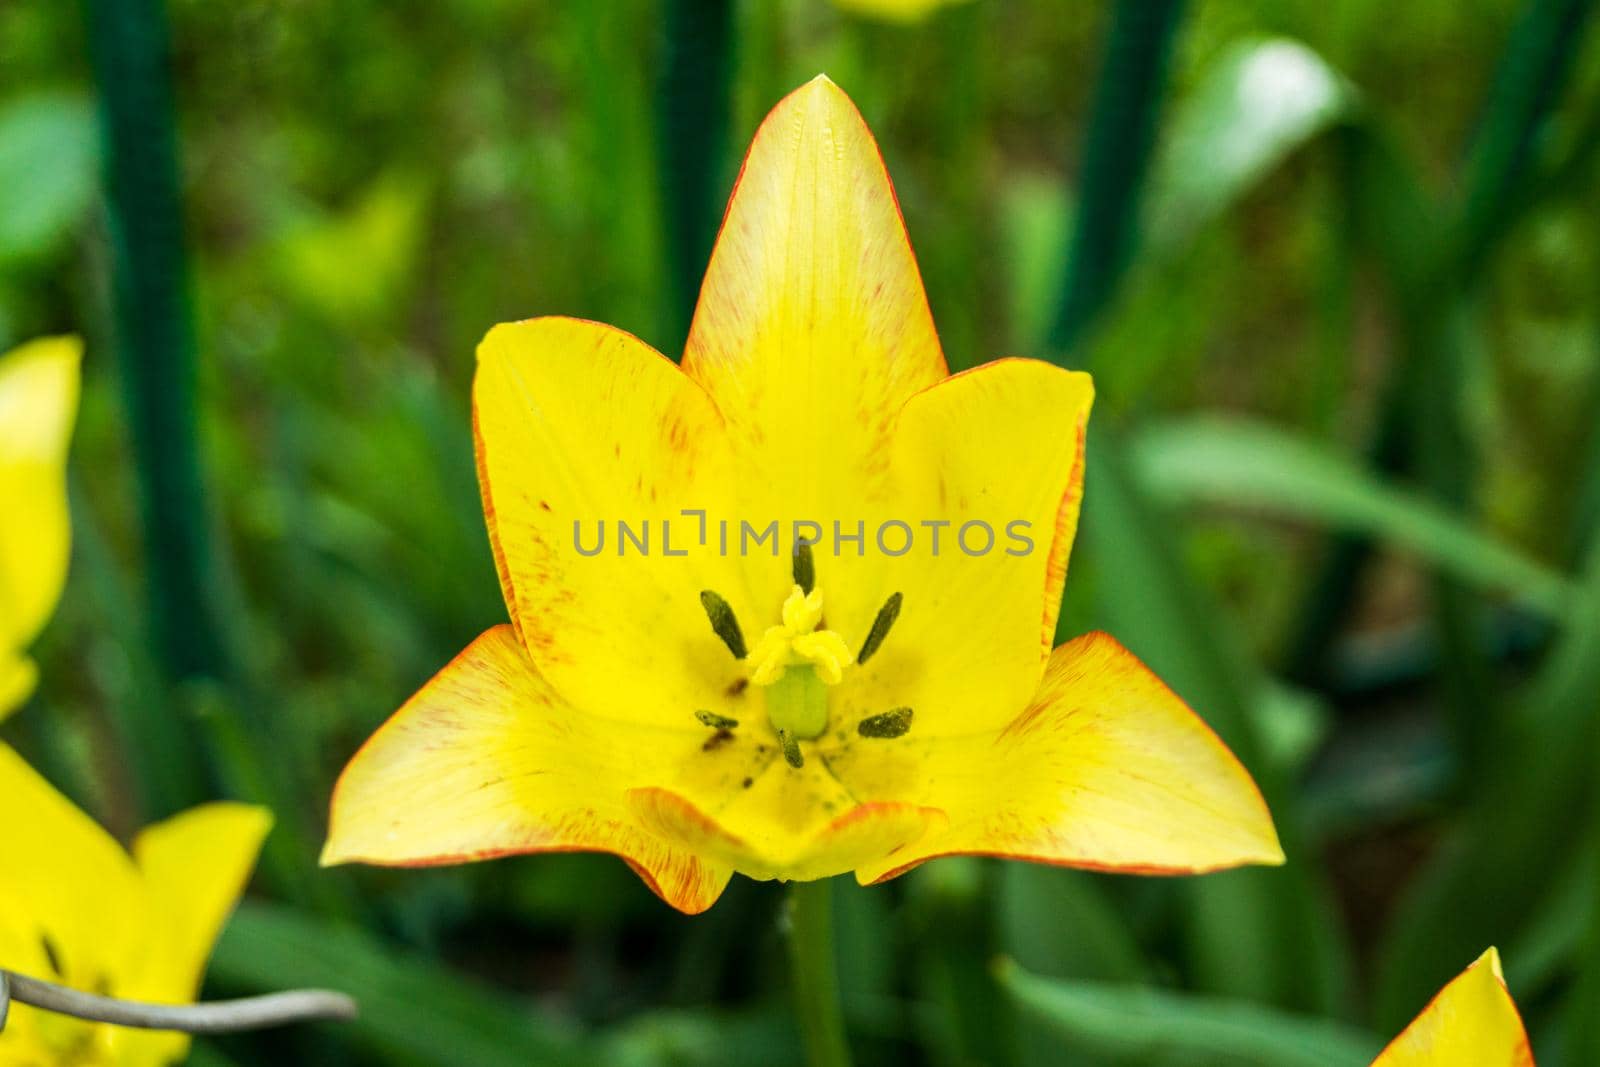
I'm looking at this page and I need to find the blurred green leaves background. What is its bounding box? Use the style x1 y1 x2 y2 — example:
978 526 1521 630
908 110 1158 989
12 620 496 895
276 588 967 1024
4 0 1600 1063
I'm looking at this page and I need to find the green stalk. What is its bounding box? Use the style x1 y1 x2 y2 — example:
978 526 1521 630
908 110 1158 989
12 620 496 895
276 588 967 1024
788 880 853 1067
657 0 735 354
81 0 215 816
82 0 344 915
1453 0 1596 281
1049 0 1185 361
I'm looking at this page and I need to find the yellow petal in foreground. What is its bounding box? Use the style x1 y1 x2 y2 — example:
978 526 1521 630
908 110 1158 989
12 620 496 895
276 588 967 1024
0 744 270 1066
323 625 733 913
1371 948 1535 1067
837 632 1283 883
0 336 81 719
327 76 1281 912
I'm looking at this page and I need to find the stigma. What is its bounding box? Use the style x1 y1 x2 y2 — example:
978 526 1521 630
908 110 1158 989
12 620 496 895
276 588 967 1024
748 585 853 687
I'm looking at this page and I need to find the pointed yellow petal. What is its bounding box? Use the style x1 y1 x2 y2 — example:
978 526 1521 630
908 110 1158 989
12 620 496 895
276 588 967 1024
129 802 272 1001
1370 948 1535 1066
473 317 746 727
682 76 946 546
835 358 1093 734
324 626 735 914
835 632 1283 884
0 743 143 984
0 336 80 714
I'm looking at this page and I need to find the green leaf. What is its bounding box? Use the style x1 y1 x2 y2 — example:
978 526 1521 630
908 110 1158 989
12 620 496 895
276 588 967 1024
1131 415 1576 619
997 958 1381 1067
1148 38 1355 251
0 91 98 268
209 902 592 1067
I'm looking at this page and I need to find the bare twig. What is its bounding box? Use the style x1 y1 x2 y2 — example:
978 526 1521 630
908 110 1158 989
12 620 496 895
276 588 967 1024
0 969 356 1034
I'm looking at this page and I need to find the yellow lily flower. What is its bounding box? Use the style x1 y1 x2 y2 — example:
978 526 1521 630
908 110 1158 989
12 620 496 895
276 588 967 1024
832 0 975 24
0 744 271 1066
0 336 80 719
323 76 1282 913
1371 948 1534 1066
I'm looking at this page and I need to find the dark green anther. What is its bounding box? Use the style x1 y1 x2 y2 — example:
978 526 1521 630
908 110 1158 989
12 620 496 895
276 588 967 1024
778 728 804 768
858 707 913 739
699 590 747 659
857 592 902 665
793 540 815 593
695 710 739 730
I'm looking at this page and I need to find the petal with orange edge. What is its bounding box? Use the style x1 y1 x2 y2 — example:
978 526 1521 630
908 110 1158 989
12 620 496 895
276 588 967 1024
473 317 749 728
682 75 946 531
829 631 1283 884
323 625 738 914
820 359 1093 738
631 764 943 883
1371 948 1534 1067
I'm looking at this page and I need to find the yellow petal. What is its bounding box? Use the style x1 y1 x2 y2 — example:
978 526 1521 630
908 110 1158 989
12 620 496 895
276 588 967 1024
0 743 147 1062
1370 948 1535 1067
0 336 80 690
836 358 1093 734
833 0 973 22
631 784 942 883
473 317 747 728
129 802 272 1001
323 625 736 914
0 650 38 721
681 76 946 588
834 632 1284 884
0 742 143 983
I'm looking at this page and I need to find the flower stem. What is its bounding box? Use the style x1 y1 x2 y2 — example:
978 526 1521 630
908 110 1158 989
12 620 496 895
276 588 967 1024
787 880 853 1067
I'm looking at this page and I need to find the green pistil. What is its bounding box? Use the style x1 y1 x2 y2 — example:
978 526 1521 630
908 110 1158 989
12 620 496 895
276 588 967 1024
766 665 829 743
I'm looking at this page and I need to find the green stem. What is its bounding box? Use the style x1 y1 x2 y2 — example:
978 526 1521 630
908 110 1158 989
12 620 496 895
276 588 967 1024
657 0 735 354
788 880 852 1067
1049 0 1186 361
81 0 214 816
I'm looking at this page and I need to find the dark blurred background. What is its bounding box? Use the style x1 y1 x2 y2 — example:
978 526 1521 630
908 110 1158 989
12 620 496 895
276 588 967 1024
3 0 1599 1063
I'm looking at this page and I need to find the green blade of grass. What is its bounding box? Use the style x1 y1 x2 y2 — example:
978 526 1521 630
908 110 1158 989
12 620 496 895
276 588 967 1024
1050 0 1186 359
210 902 592 1067
1132 415 1576 619
1145 38 1356 255
997 957 1380 1067
657 0 735 354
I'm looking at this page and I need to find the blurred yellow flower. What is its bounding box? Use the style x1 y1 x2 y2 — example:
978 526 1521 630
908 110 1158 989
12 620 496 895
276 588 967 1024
1372 948 1534 1066
0 335 80 719
322 76 1281 913
833 0 974 24
0 744 271 1066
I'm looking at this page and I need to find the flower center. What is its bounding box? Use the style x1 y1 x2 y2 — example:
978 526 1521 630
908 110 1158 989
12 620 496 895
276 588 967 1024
695 546 910 767
748 584 853 741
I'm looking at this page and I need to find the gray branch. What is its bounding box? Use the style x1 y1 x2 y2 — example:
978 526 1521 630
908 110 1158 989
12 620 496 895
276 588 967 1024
0 969 356 1034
